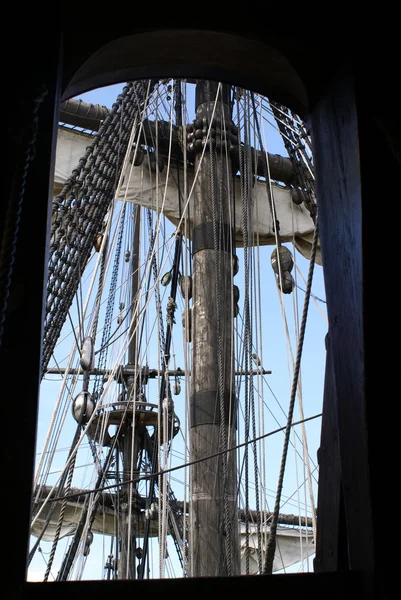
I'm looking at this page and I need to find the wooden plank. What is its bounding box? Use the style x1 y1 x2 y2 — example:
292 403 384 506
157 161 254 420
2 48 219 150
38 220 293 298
314 334 344 571
15 571 376 599
310 66 374 571
3 36 62 588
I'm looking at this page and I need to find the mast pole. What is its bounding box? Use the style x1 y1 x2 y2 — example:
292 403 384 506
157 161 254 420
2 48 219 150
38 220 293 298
118 203 141 579
189 80 240 577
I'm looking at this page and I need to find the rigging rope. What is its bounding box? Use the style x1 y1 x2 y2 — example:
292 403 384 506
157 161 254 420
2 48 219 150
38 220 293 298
139 109 185 575
43 448 77 581
28 421 83 567
91 202 127 400
263 217 320 574
269 101 316 222
43 81 156 374
56 437 118 580
236 90 250 575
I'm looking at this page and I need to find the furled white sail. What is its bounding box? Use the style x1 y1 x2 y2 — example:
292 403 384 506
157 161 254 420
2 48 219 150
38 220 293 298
53 128 94 196
31 493 314 573
240 522 315 573
31 495 160 542
54 127 321 263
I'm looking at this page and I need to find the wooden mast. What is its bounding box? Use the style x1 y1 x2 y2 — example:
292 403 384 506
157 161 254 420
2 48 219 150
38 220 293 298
118 203 141 579
189 81 240 577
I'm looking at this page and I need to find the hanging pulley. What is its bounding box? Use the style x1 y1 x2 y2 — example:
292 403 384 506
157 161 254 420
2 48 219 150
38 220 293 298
291 188 307 205
233 284 240 318
72 391 95 424
271 246 294 274
233 254 239 276
83 530 94 557
172 379 181 395
161 270 172 286
279 271 295 294
80 336 94 371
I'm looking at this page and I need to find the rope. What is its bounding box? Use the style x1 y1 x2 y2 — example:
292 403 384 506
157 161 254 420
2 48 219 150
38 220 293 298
56 439 118 580
43 81 155 373
91 202 127 399
247 100 263 573
263 216 319 574
182 81 190 575
255 219 268 563
43 450 77 581
29 422 82 567
238 89 252 575
269 100 316 222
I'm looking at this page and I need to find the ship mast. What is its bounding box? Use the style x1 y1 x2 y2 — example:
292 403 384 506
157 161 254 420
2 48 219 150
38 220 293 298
118 202 141 579
189 81 240 576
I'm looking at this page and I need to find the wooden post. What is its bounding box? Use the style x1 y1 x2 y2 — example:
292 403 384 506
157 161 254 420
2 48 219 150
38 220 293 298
189 81 240 577
310 67 374 572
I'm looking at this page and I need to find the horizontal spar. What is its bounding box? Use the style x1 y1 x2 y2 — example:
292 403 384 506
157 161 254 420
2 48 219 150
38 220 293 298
58 99 296 185
34 485 312 527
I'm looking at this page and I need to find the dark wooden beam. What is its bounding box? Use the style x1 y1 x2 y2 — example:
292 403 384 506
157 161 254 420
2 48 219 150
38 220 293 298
313 334 345 572
3 34 62 589
310 66 374 572
17 571 375 599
